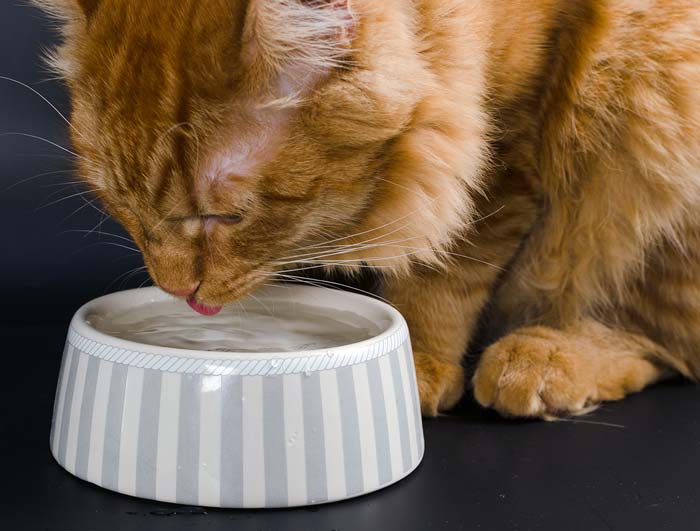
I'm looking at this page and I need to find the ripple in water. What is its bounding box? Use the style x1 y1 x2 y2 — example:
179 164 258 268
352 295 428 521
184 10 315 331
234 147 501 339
92 299 383 353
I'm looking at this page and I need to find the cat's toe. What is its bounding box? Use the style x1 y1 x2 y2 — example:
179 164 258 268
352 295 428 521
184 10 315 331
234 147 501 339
414 352 465 417
473 327 596 419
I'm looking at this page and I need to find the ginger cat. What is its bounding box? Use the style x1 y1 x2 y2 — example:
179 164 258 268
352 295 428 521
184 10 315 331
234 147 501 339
37 0 700 419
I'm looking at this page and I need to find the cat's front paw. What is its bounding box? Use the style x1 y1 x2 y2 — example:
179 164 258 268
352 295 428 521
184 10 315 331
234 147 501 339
472 327 597 419
414 352 465 417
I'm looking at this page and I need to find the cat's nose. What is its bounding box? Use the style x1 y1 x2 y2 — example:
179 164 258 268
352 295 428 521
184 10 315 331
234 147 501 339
161 282 200 298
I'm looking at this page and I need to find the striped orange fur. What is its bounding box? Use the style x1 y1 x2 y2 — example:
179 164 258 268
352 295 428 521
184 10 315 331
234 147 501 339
39 0 700 418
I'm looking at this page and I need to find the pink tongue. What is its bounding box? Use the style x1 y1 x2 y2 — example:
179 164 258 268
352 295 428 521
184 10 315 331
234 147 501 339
187 296 223 316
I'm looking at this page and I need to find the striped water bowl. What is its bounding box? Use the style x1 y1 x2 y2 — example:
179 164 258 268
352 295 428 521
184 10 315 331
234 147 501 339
50 286 424 508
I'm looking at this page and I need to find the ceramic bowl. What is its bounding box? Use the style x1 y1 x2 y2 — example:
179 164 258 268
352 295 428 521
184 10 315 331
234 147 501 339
50 286 424 508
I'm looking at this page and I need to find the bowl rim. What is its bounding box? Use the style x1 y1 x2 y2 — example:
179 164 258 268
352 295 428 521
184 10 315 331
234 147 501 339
70 285 408 362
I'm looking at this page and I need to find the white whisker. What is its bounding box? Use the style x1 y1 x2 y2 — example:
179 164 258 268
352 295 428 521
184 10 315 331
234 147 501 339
268 273 394 307
0 132 84 160
4 169 74 191
106 266 148 292
36 188 94 210
91 241 140 253
60 229 134 245
0 76 85 139
302 246 504 271
293 195 439 253
85 213 110 238
62 195 101 222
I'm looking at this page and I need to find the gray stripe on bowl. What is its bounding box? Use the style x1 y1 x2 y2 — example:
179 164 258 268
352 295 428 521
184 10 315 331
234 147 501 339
177 374 201 504
57 347 80 465
389 348 412 473
50 343 71 451
303 372 328 503
263 376 288 506
402 344 424 456
220 376 244 507
136 369 162 499
74 355 100 479
336 366 364 496
367 357 392 485
102 363 128 491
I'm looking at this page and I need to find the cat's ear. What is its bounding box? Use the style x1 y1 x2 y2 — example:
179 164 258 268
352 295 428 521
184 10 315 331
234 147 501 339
75 0 100 18
33 0 100 20
242 0 355 89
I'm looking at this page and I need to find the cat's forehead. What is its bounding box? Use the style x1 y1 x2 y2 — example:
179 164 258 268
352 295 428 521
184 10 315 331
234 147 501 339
81 2 245 87
58 0 355 207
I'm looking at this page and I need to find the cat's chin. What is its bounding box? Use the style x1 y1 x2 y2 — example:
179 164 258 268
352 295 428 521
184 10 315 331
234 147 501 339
186 296 223 317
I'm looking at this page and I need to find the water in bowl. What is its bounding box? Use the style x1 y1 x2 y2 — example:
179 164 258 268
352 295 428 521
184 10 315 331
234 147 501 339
92 298 382 353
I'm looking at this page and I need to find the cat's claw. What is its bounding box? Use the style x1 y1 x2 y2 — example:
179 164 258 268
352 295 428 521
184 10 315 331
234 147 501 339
414 352 465 417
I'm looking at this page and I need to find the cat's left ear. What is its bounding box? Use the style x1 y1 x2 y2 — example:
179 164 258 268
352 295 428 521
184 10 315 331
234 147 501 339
75 0 100 18
242 0 356 88
33 0 100 20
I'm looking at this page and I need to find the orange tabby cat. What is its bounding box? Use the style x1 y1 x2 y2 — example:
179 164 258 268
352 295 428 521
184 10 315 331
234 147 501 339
37 0 700 419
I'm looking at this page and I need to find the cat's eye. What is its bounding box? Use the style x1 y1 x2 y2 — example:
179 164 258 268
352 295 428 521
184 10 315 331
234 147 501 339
205 214 244 225
168 214 244 226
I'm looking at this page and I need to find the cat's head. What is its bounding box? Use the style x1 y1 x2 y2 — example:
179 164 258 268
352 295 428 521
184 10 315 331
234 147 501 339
39 0 488 314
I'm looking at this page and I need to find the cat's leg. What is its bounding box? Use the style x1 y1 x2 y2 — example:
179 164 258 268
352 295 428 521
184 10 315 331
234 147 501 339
384 263 493 417
384 182 537 416
472 320 674 418
471 157 699 418
470 1 700 419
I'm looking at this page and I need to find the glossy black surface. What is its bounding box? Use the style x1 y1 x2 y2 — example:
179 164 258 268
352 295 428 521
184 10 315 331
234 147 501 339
1 3 699 530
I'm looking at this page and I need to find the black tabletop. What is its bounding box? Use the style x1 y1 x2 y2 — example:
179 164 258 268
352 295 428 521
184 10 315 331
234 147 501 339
3 323 700 531
2 3 700 530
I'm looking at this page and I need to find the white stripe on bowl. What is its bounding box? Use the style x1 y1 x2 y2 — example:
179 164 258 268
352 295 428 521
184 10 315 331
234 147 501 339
65 351 89 473
388 346 413 473
86 360 113 484
101 363 128 492
156 371 181 503
302 372 327 504
320 369 347 502
378 353 404 479
220 375 243 507
367 358 392 486
74 355 101 479
56 346 79 465
402 343 424 457
242 376 265 507
118 366 145 496
397 343 420 464
283 373 307 507
199 375 223 507
50 344 71 455
335 366 364 497
352 362 379 492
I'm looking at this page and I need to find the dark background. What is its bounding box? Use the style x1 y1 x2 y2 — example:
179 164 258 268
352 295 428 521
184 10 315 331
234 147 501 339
2 2 700 530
